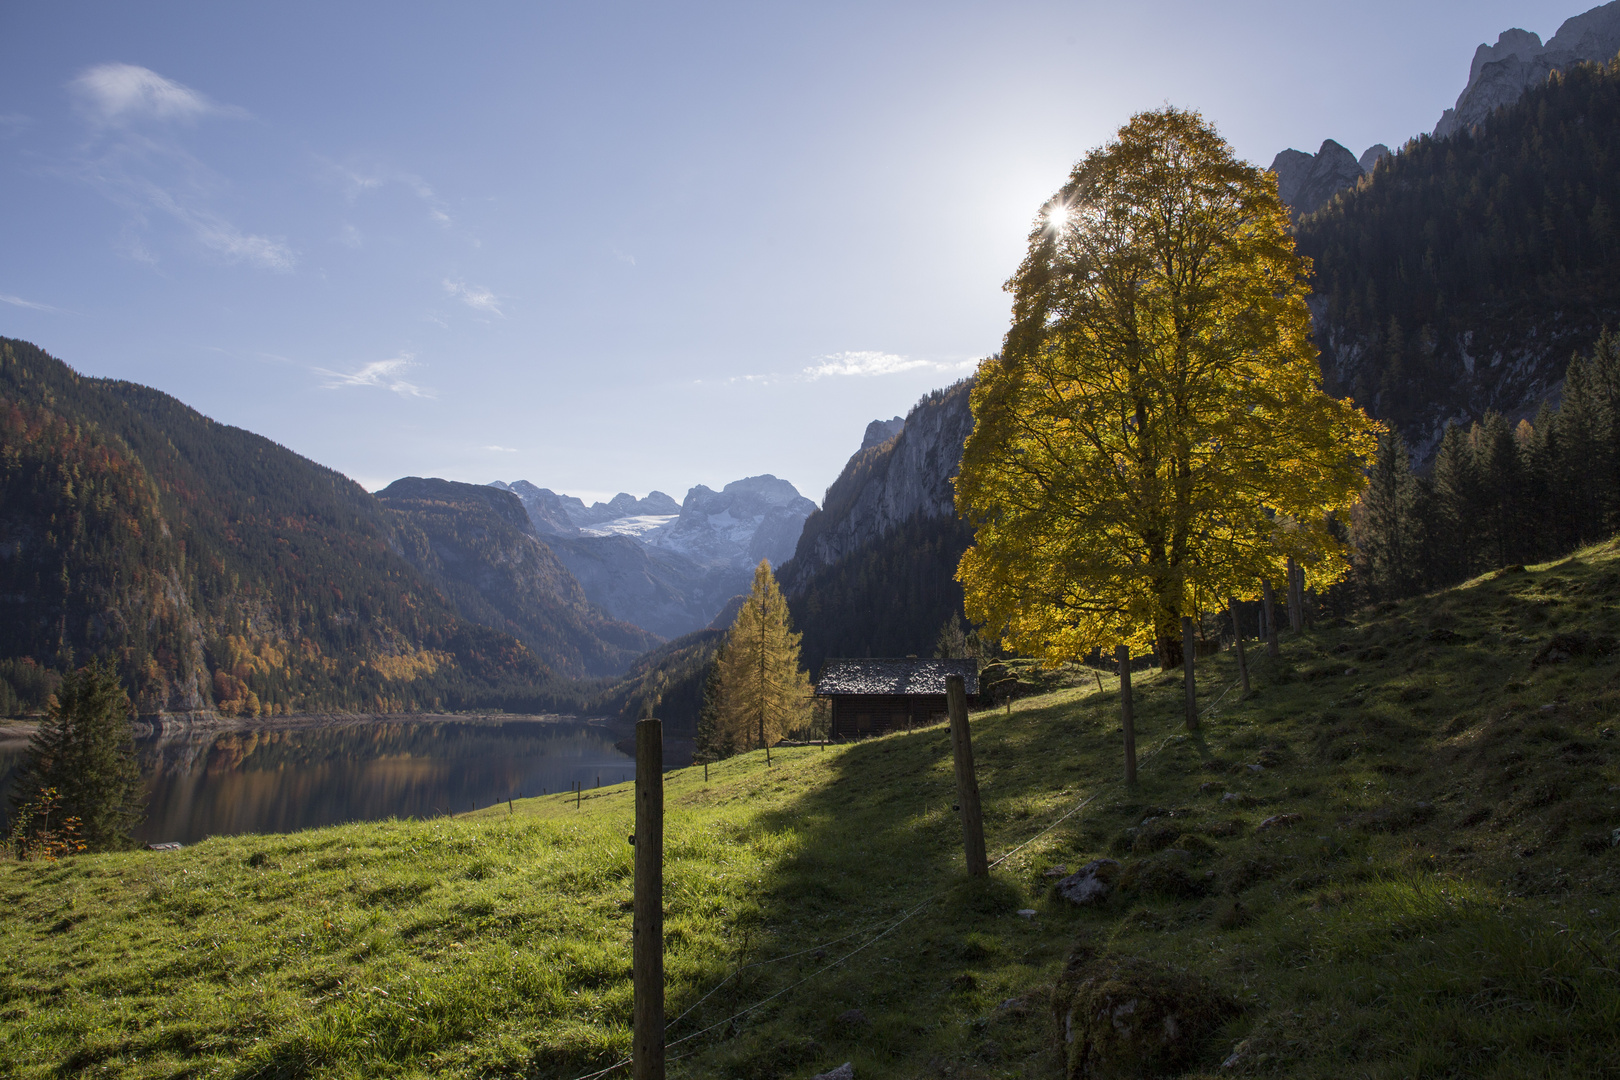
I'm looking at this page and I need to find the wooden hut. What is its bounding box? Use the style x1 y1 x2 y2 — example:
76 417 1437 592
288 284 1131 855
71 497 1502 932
814 657 980 739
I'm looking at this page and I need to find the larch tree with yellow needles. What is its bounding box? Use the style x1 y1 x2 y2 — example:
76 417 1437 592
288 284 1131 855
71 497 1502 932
955 107 1378 681
713 560 811 757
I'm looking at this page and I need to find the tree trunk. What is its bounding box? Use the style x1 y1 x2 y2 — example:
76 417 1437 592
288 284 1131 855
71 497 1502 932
1228 595 1249 695
1117 644 1137 785
1286 557 1304 634
1262 578 1280 657
1181 615 1199 731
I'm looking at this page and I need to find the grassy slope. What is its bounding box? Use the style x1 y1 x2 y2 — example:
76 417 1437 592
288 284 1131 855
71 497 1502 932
6 544 1620 1079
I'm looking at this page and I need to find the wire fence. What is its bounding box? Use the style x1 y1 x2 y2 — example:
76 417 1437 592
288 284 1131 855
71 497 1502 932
560 671 1247 1080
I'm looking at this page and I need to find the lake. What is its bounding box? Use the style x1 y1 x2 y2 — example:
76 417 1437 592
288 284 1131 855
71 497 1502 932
0 715 681 845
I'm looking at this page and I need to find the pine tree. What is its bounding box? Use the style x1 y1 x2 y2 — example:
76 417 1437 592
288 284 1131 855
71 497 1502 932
1427 423 1478 586
1474 412 1524 568
11 658 144 851
713 561 811 753
1552 355 1608 547
1353 427 1423 601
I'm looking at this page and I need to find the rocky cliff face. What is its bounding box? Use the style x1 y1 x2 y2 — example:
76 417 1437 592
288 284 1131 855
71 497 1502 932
777 380 977 669
1435 2 1620 139
779 380 973 596
1268 140 1387 217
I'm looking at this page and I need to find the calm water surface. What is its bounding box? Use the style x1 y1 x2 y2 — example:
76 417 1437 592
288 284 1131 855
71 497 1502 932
0 716 677 845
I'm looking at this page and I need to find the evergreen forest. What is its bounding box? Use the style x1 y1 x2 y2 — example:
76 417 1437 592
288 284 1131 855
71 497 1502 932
1297 54 1620 441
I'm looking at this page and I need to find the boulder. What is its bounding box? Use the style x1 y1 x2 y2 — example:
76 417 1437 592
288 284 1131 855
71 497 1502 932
1052 948 1240 1079
812 1064 854 1080
1056 859 1121 906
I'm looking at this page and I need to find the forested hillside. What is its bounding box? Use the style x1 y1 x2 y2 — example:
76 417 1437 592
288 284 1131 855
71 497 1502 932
0 338 578 717
1298 54 1620 458
377 477 658 678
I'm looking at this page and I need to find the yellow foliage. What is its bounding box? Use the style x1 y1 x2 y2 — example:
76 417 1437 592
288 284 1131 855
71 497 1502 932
956 108 1378 664
714 561 811 749
369 650 451 683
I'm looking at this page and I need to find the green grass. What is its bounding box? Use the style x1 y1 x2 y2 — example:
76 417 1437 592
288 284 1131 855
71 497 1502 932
7 543 1620 1078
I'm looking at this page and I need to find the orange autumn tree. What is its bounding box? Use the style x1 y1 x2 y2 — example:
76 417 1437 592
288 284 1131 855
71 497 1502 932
955 107 1378 670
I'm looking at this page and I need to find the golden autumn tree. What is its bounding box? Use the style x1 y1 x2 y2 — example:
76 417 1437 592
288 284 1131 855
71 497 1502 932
713 560 811 752
955 107 1378 671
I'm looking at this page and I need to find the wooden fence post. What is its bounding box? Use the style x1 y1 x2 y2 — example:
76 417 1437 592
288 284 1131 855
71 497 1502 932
1228 595 1250 695
945 675 987 877
633 718 665 1080
1182 615 1199 731
1117 644 1136 786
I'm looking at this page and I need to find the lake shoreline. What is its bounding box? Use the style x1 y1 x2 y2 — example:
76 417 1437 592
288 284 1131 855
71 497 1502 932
132 710 626 737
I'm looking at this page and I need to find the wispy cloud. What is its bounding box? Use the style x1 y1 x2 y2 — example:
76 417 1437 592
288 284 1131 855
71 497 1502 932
803 350 932 379
444 279 503 316
62 64 290 273
71 63 244 126
0 113 31 137
336 224 363 249
483 445 519 453
326 160 453 227
314 356 435 398
0 293 63 313
801 351 978 380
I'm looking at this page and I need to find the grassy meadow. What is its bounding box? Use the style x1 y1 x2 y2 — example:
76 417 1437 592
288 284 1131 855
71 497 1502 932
6 544 1620 1078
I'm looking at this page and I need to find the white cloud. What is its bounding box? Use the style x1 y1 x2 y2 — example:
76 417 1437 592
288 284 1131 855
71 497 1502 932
443 279 503 316
803 350 932 379
337 224 363 249
314 356 435 398
483 445 519 453
0 293 61 313
71 63 242 125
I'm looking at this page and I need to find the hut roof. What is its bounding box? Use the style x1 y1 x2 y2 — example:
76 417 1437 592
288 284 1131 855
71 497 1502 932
814 657 979 697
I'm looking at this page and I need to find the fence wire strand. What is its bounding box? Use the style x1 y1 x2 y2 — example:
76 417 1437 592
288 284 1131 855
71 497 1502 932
560 668 1247 1080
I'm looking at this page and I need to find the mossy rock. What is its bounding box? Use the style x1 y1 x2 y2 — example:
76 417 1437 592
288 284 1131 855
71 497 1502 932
1052 948 1239 1079
1120 850 1209 899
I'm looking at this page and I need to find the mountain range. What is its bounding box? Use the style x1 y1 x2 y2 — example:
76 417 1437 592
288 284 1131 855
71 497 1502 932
0 337 600 718
1270 0 1620 218
491 474 816 640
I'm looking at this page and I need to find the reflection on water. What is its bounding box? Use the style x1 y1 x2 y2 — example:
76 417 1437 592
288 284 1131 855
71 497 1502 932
0 716 668 845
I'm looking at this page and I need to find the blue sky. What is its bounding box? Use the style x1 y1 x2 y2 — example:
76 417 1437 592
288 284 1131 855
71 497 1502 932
0 0 1582 503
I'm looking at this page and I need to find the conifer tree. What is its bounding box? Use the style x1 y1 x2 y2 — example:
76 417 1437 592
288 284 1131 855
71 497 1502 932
1353 427 1422 601
1474 412 1524 569
713 561 811 753
1427 423 1478 585
11 658 143 851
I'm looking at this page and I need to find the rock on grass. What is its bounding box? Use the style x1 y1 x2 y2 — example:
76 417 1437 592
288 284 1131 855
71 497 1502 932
1052 948 1239 1079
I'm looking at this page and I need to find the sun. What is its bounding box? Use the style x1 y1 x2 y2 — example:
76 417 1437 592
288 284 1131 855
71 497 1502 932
1045 202 1069 232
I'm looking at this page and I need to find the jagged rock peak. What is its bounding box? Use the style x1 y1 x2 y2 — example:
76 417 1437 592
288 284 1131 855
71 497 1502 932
1268 139 1377 217
1359 144 1391 174
1435 1 1620 140
861 415 904 450
489 480 680 534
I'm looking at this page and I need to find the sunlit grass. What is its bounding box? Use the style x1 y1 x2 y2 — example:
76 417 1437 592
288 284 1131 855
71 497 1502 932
5 541 1620 1076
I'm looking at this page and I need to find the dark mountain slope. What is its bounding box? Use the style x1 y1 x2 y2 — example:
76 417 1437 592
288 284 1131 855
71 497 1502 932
1297 54 1620 460
376 478 659 678
779 381 977 671
0 337 562 716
